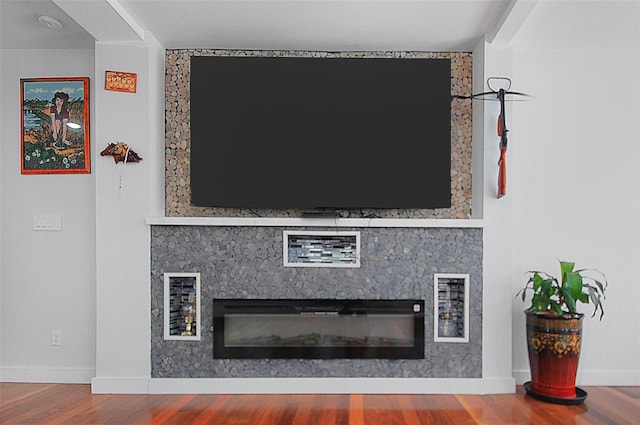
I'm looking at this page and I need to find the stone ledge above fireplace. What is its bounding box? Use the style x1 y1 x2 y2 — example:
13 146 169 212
146 216 484 228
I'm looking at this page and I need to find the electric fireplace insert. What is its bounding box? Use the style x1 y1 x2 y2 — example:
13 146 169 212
213 299 425 359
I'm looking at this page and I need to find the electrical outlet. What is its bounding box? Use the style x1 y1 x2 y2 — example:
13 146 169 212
52 330 62 346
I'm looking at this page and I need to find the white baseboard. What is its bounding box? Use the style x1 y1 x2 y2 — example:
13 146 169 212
92 377 515 395
9 369 636 393
91 377 150 394
513 369 640 386
147 377 516 395
512 370 530 384
0 367 95 384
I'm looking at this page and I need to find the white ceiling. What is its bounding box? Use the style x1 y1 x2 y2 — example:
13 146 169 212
0 0 95 49
1 0 531 52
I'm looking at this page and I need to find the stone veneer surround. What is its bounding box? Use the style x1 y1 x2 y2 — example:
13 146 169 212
157 49 481 382
164 49 472 219
151 226 482 378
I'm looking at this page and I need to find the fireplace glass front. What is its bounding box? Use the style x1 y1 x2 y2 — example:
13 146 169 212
213 299 425 359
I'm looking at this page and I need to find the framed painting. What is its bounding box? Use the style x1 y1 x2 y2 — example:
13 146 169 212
20 77 90 174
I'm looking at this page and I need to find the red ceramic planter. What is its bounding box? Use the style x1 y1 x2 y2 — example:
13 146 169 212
526 311 583 400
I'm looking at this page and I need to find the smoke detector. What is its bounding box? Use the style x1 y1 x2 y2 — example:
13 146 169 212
38 15 63 31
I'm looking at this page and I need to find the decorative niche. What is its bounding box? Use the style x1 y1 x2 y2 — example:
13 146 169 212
433 273 469 342
163 272 201 341
283 230 360 268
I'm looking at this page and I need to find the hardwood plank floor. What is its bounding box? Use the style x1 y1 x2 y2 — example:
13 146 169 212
0 383 638 425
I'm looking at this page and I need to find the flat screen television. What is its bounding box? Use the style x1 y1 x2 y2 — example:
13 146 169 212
190 55 451 211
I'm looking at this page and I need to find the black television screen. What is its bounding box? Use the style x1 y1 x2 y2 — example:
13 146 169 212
190 55 451 210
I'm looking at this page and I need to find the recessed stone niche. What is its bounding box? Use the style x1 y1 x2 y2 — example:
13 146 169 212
164 49 472 219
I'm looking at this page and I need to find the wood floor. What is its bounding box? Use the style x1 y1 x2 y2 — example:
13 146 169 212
0 383 638 425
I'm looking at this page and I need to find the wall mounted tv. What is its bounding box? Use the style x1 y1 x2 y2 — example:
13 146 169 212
190 55 452 211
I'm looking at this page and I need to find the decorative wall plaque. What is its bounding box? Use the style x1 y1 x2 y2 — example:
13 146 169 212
105 70 137 93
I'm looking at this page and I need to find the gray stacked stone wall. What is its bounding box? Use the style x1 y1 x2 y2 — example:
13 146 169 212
151 225 482 378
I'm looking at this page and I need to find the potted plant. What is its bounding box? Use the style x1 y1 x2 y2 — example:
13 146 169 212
517 260 607 404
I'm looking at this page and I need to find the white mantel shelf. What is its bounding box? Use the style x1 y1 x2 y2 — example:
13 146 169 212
146 217 484 228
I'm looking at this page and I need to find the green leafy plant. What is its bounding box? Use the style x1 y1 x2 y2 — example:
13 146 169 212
518 260 608 320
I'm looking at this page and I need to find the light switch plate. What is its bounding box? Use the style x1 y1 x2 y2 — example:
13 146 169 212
33 214 62 231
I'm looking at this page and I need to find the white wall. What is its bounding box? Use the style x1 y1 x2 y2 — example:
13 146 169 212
477 40 517 388
92 37 165 393
509 1 640 385
0 49 96 382
3 0 639 390
0 38 164 387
